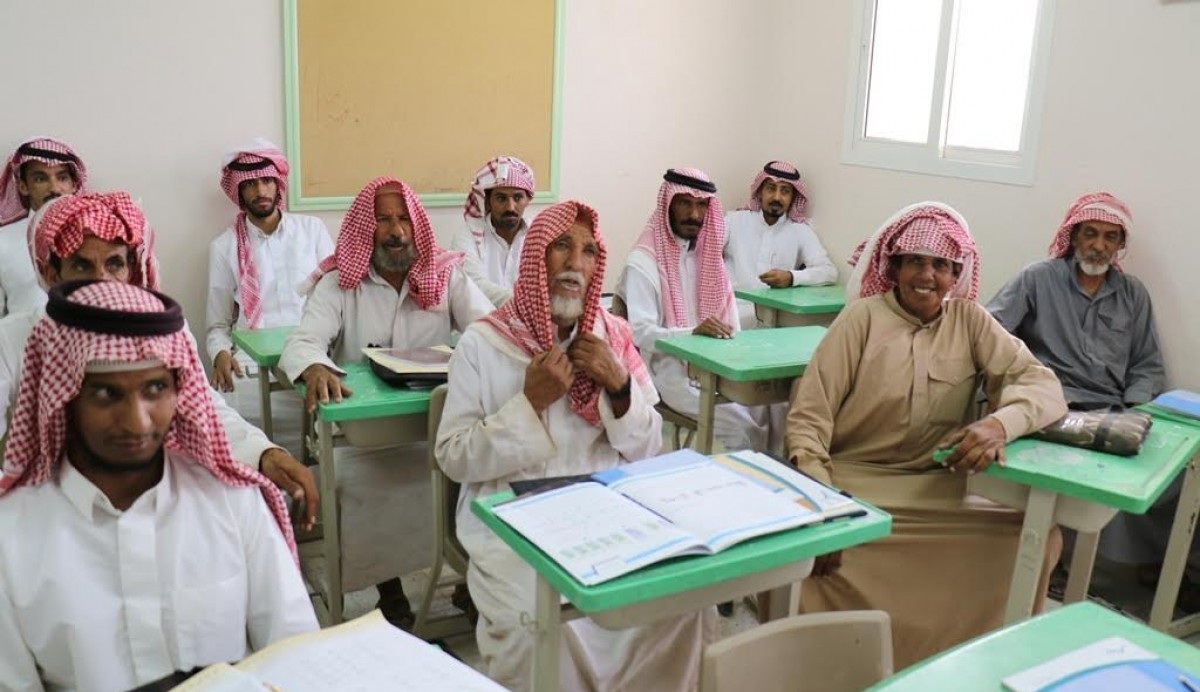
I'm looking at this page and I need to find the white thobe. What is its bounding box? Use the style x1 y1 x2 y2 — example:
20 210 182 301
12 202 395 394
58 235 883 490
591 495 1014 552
450 216 528 307
619 240 775 453
436 320 714 692
0 218 46 319
723 210 837 329
0 309 278 469
0 452 317 692
279 266 493 590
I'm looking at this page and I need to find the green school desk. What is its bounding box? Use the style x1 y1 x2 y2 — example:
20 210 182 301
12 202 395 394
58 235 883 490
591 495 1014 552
869 601 1200 691
733 284 845 327
472 489 892 692
297 361 432 625
655 326 826 455
965 413 1200 633
230 326 295 440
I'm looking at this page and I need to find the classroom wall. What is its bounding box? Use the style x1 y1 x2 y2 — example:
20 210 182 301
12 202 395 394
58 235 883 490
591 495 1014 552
766 0 1200 391
2 0 1195 390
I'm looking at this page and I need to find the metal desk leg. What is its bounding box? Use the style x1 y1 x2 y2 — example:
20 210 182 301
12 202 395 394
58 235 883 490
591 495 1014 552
317 417 342 626
257 367 274 441
1150 454 1200 633
1004 487 1058 624
1064 531 1100 604
532 574 561 692
695 370 717 455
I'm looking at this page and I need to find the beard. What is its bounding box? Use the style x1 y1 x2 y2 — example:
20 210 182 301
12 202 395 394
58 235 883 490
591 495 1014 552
550 294 584 325
1074 248 1111 277
492 212 522 233
246 198 278 219
373 243 416 274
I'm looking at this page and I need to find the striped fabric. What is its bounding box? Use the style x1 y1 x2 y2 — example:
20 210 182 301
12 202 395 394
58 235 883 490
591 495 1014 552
0 136 87 226
743 160 809 223
30 192 160 291
1047 192 1133 268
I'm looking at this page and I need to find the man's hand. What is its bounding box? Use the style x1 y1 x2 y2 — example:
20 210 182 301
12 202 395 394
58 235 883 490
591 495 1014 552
260 447 319 531
937 417 1008 475
692 317 733 339
211 350 245 392
567 333 629 393
300 364 352 413
524 346 574 413
758 269 794 288
812 550 843 577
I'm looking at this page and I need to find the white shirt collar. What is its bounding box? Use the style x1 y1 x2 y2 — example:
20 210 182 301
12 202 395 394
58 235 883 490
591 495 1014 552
58 451 174 521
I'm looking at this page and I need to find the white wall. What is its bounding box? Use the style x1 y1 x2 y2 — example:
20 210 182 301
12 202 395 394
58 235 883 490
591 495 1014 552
1 0 1195 390
766 0 1200 390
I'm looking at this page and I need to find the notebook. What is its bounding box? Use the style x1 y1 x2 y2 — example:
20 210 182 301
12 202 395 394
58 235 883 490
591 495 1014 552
492 449 865 585
1149 389 1200 421
172 610 504 691
362 345 453 388
1002 636 1200 692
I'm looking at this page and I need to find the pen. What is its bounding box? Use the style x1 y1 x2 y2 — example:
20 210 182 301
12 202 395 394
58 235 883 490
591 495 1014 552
1180 674 1200 692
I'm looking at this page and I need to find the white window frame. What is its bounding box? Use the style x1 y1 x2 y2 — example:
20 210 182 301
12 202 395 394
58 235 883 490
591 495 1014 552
842 0 1057 186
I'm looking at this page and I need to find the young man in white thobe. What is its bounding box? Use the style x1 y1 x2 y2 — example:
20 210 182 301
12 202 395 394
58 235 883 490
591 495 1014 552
450 155 536 306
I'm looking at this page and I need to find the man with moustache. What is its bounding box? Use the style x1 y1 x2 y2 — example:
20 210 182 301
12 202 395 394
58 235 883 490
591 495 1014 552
724 160 837 329
437 200 711 692
207 138 332 393
280 176 492 628
451 155 536 306
618 167 777 452
0 136 88 318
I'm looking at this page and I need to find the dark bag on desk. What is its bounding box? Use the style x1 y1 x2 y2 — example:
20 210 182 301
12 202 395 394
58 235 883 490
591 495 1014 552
1032 408 1153 456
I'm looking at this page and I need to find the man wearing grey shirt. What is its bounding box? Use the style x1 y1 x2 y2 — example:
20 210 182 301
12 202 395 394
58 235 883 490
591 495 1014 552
987 192 1182 606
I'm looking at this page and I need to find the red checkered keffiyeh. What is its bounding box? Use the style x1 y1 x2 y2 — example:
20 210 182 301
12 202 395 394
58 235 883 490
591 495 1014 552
219 138 290 329
630 168 736 329
845 202 979 302
743 160 809 223
0 136 88 226
1047 192 1133 269
304 176 463 308
462 155 535 221
480 201 652 427
31 192 161 290
0 280 297 560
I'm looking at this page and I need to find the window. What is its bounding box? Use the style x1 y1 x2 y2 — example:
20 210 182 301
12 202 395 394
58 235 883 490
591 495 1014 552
843 0 1056 185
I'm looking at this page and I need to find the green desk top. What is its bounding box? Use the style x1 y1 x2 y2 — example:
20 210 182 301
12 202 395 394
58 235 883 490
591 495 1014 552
984 414 1200 513
734 284 846 314
869 602 1200 690
654 326 827 382
230 326 294 367
295 361 431 423
472 490 890 614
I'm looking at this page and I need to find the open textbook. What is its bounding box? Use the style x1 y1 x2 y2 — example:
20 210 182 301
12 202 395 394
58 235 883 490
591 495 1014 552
1002 636 1200 691
492 449 864 585
172 610 505 691
362 345 453 387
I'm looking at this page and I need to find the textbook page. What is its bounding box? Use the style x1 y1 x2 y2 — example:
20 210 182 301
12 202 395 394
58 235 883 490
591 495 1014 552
492 481 704 585
713 450 861 519
236 610 505 691
361 345 452 374
598 450 818 553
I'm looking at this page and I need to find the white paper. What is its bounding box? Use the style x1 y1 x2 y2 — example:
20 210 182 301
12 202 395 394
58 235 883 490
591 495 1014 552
714 450 860 518
1002 636 1157 691
171 664 266 692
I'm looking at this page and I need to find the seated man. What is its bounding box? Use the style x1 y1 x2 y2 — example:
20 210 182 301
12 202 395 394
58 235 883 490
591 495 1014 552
207 138 333 401
0 279 316 691
986 192 1175 601
450 155 536 306
437 200 712 692
619 167 775 452
0 136 87 318
0 192 319 530
725 160 837 329
280 176 492 628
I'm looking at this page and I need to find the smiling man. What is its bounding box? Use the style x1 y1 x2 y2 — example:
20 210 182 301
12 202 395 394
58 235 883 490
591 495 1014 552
280 176 492 628
0 137 87 318
0 280 315 691
724 160 837 329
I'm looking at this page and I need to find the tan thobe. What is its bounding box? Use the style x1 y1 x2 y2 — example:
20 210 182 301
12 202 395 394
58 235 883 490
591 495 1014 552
787 292 1066 668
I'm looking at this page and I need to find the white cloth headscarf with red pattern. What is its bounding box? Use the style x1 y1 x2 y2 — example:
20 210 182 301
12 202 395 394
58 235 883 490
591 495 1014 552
303 176 464 308
29 192 160 291
462 155 535 221
479 200 651 427
630 168 737 328
742 160 809 223
0 136 88 226
0 280 297 560
1047 192 1133 269
219 138 290 328
846 202 979 302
